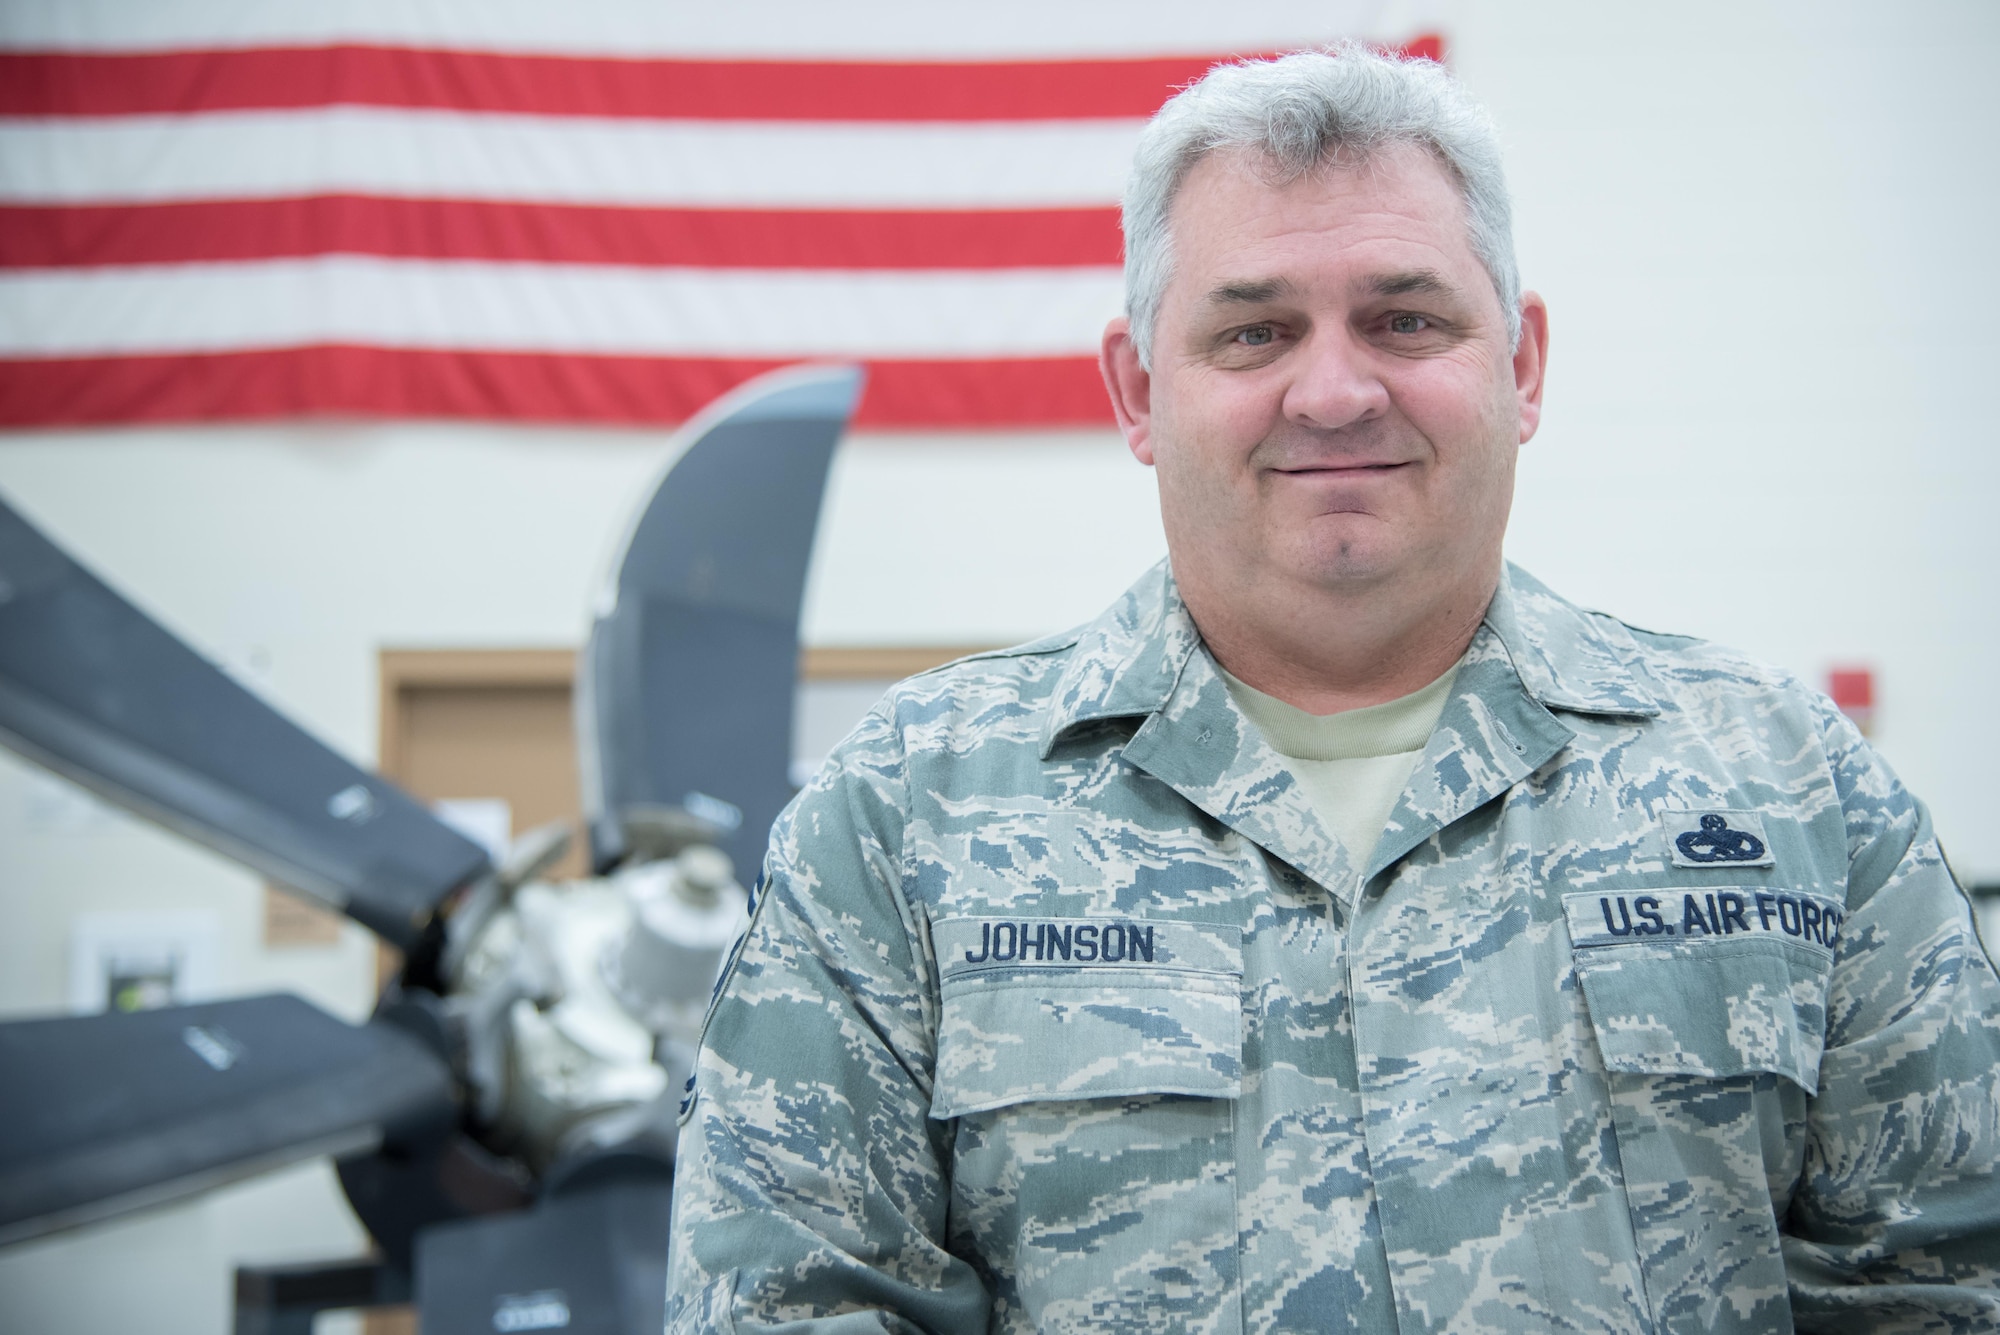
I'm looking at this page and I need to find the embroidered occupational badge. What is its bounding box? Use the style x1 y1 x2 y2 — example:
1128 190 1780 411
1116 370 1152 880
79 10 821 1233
1664 810 1775 868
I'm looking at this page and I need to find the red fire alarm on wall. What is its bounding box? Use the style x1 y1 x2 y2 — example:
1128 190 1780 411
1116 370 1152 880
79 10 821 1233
1827 666 1876 736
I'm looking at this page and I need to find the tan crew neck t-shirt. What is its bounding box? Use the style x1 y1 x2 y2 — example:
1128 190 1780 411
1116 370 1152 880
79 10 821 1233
1220 659 1460 870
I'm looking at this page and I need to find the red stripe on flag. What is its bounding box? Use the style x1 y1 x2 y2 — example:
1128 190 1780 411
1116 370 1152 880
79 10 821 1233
0 349 1114 429
0 37 1443 120
0 199 1123 269
1 47 1227 121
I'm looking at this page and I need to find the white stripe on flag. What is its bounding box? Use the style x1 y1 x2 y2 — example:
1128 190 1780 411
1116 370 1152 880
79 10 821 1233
0 1 1388 59
0 258 1126 357
0 109 1144 207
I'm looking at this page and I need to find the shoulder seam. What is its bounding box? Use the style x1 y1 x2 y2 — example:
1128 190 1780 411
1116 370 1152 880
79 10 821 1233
900 630 1084 681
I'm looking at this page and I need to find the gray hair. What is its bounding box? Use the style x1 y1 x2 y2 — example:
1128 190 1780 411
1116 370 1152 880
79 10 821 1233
1122 43 1520 368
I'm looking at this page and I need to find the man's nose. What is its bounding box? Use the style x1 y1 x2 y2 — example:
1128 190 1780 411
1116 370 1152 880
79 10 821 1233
1281 326 1390 431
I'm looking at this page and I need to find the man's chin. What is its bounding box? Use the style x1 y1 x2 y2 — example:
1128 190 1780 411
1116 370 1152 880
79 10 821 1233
1289 537 1404 591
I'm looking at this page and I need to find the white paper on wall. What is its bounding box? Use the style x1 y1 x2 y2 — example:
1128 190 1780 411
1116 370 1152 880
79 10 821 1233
68 910 223 1015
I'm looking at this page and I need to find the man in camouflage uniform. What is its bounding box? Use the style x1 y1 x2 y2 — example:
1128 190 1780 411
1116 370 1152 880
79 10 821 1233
666 45 2000 1333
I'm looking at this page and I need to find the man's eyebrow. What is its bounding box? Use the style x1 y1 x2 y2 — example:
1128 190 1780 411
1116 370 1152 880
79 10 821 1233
1365 269 1458 299
1201 277 1298 307
1200 271 1463 308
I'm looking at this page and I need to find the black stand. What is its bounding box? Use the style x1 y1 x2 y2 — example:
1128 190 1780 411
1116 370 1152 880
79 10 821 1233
233 1257 410 1335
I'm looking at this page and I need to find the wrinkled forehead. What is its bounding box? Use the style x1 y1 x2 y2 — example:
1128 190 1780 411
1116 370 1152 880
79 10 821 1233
1162 141 1478 280
1172 138 1465 225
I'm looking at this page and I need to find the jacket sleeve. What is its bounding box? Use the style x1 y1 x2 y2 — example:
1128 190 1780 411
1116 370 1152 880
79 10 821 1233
664 704 989 1334
1784 701 2000 1333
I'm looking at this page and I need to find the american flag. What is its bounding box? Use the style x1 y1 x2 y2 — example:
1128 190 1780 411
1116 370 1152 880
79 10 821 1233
0 5 1439 431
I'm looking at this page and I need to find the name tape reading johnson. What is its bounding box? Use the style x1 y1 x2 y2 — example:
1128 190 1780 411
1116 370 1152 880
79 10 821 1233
1564 888 1845 954
935 917 1242 979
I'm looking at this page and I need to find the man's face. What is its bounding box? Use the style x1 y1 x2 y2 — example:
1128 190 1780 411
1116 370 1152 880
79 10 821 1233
1105 143 1547 609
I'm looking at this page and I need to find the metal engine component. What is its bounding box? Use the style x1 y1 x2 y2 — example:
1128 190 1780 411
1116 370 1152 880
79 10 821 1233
448 839 749 1174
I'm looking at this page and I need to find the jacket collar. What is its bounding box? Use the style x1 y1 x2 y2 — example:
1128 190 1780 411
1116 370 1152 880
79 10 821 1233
1037 560 1204 758
1039 560 1661 897
1479 563 1663 719
1042 560 1658 759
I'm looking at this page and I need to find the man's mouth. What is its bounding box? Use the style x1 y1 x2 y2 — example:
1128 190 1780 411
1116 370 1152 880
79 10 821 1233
1273 460 1407 475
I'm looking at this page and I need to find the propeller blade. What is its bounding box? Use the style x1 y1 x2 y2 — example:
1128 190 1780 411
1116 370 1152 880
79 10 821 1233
577 364 861 876
0 492 491 948
0 994 456 1247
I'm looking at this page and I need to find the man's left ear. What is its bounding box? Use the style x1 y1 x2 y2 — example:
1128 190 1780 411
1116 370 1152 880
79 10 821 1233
1514 292 1550 444
1100 317 1158 466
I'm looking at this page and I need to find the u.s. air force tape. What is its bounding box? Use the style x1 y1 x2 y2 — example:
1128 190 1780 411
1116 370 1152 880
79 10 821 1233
1563 887 1844 954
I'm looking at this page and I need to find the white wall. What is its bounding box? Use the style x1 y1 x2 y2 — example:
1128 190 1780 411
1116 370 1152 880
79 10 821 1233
4 3 1998 1330
1472 1 2000 880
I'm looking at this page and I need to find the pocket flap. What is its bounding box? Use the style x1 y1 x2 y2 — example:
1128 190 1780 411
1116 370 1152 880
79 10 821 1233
1564 889 1836 1093
930 917 1242 1120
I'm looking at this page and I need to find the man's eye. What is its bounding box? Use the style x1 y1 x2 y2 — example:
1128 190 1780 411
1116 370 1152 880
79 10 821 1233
1235 325 1276 346
1388 313 1430 334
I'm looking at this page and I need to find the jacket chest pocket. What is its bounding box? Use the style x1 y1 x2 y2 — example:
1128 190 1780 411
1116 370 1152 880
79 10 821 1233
1564 889 1836 1333
930 916 1244 1335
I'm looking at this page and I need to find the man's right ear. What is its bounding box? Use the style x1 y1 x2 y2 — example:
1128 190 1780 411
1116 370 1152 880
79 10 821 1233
1099 317 1157 466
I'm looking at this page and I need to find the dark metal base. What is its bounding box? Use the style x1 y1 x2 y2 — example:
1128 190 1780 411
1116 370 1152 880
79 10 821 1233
233 1257 410 1335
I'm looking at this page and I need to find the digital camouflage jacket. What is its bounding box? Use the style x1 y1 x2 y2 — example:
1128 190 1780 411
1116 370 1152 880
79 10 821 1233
666 562 2000 1334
